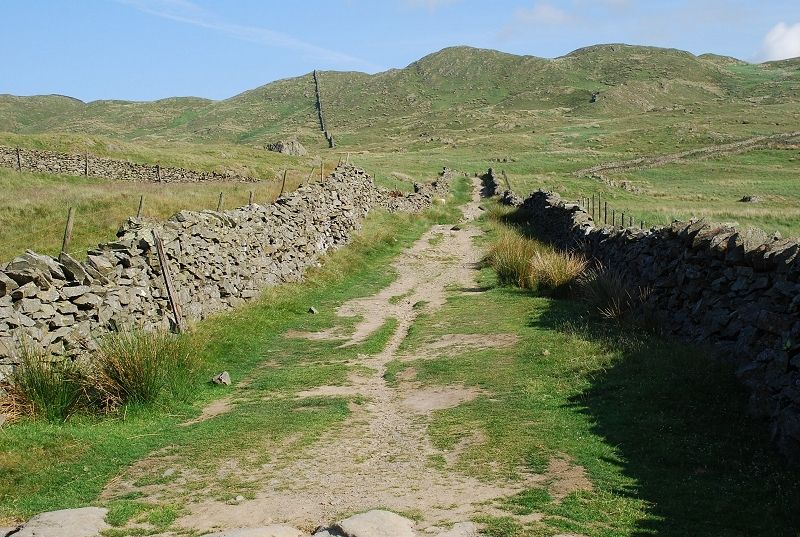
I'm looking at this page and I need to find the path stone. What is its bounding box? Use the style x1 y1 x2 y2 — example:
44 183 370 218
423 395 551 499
202 525 304 537
436 522 479 537
331 510 415 537
15 507 109 537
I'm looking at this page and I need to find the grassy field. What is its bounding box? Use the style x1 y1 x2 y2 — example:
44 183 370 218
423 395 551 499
2 182 797 536
503 147 800 236
0 165 334 262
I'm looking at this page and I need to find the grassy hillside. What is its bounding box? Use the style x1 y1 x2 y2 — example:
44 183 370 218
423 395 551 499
0 42 798 257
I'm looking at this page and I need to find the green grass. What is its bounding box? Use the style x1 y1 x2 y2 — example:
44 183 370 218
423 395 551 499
391 283 800 536
0 182 467 524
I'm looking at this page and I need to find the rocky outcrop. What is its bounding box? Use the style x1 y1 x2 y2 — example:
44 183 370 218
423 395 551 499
513 189 800 459
0 165 454 378
0 145 260 183
266 140 307 156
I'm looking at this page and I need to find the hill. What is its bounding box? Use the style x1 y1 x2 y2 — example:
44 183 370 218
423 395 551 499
2 44 798 152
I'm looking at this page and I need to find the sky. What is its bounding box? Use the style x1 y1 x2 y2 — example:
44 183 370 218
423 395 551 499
2 0 799 102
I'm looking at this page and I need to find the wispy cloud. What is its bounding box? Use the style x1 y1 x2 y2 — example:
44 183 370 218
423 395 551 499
404 0 461 10
498 2 575 40
117 0 381 70
757 22 800 62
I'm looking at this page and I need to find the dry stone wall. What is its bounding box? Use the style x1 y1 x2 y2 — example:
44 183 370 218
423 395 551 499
0 165 455 378
0 145 259 183
500 185 800 459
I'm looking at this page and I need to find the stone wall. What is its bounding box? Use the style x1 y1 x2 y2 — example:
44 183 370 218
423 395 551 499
0 145 260 183
312 70 335 149
0 165 455 377
502 185 800 458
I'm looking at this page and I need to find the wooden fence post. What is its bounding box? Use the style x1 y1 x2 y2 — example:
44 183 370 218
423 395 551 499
152 230 186 334
320 162 324 181
61 207 75 254
604 201 608 225
248 191 254 205
612 209 616 227
621 212 625 228
306 166 315 183
136 195 145 218
280 170 287 196
156 164 162 182
15 147 21 171
217 192 224 212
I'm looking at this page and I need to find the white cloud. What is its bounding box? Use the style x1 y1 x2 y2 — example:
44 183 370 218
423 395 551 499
405 0 460 10
516 3 573 25
757 22 800 62
117 0 380 70
497 2 574 40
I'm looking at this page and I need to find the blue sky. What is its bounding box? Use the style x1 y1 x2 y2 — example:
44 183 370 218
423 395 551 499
2 0 799 102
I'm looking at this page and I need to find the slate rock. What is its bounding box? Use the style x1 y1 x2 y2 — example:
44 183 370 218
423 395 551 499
15 507 109 537
437 522 479 537
201 526 304 537
213 371 232 386
333 510 415 537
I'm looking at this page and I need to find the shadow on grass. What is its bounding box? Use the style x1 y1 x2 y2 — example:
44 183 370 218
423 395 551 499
532 303 800 537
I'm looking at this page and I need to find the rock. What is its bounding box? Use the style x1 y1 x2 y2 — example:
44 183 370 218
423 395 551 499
59 253 91 284
15 507 109 537
740 195 761 203
213 371 232 386
266 140 307 157
436 522 479 537
542 349 551 356
201 526 304 537
332 510 415 537
450 225 462 231
308 306 318 314
0 527 20 537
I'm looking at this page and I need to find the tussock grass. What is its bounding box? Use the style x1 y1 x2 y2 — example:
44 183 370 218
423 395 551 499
579 264 650 320
485 225 586 295
93 330 198 410
528 249 587 296
485 228 540 288
4 347 86 423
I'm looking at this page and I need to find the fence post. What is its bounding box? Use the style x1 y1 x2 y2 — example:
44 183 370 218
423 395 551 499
152 229 186 334
61 207 75 254
621 212 625 229
15 147 21 171
136 195 144 218
84 153 89 176
612 209 616 227
280 170 287 196
320 162 324 181
604 201 608 225
248 191 254 205
591 194 595 219
306 166 315 183
217 192 224 212
640 220 644 230
156 164 162 182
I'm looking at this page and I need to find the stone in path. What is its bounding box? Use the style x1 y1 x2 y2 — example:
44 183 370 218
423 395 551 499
202 526 304 537
13 507 109 537
314 510 415 537
434 522 479 537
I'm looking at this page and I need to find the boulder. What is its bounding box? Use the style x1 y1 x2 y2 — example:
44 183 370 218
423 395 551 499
15 507 109 537
266 140 307 157
331 510 415 537
201 526 304 537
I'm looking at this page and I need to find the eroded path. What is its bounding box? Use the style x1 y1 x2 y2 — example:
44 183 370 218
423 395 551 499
102 177 568 534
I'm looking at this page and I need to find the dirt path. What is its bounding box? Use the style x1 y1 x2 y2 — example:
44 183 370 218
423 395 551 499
102 178 576 534
173 177 545 533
